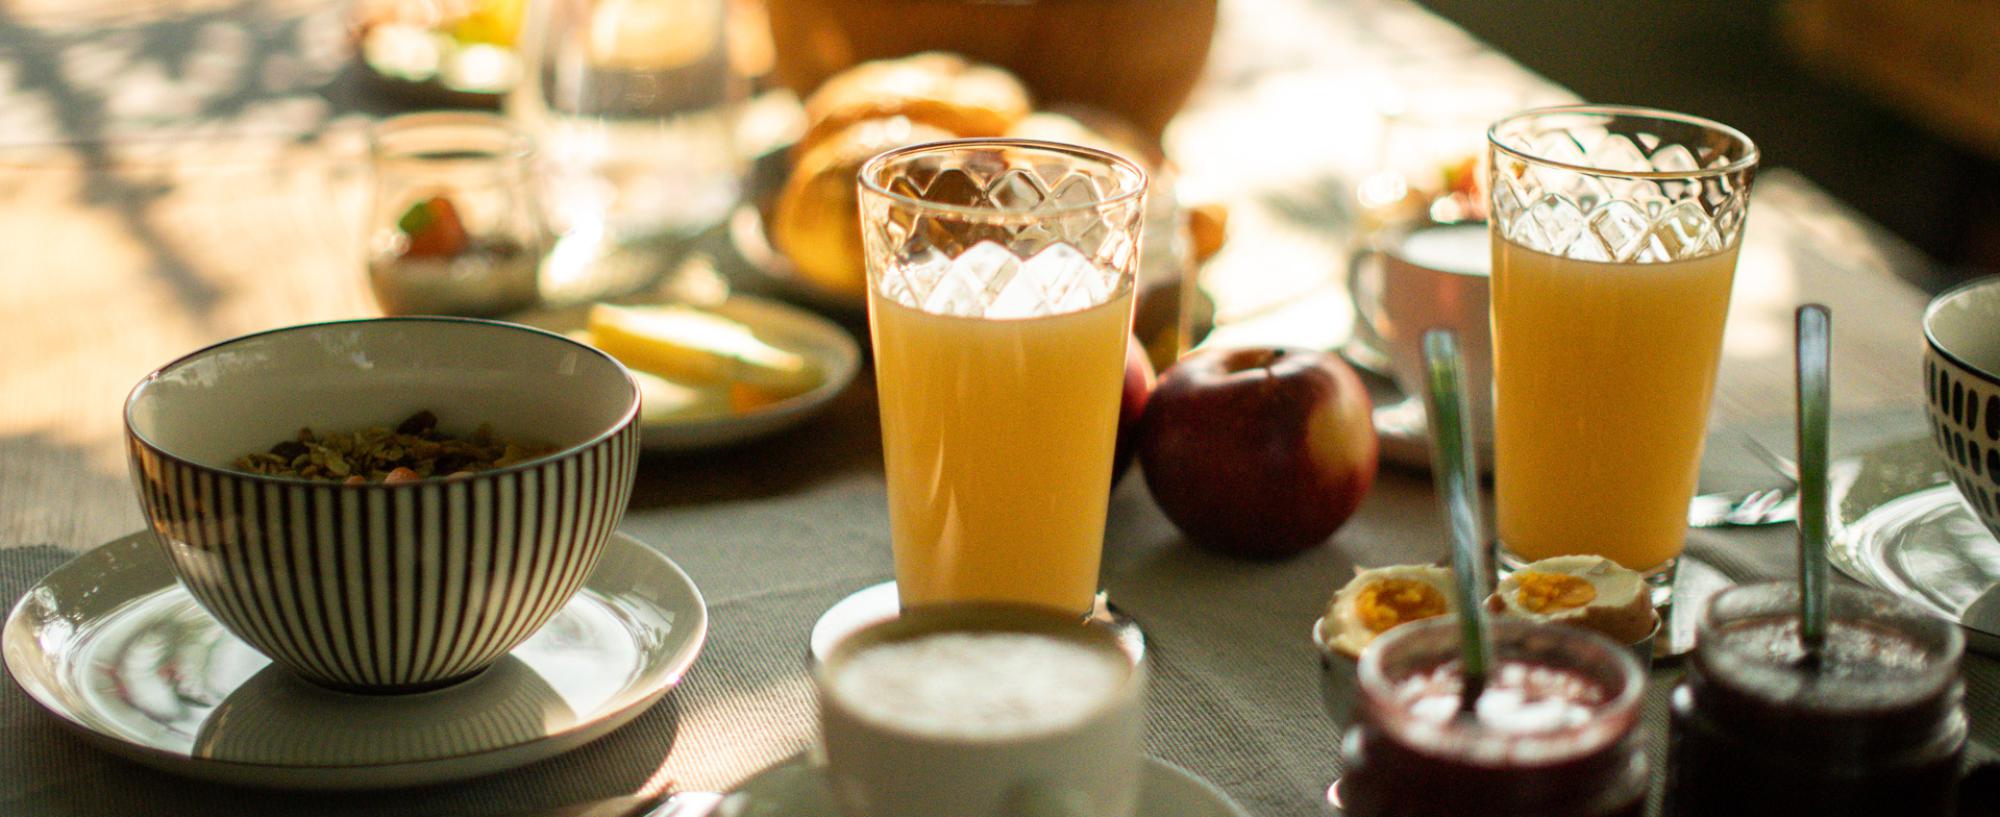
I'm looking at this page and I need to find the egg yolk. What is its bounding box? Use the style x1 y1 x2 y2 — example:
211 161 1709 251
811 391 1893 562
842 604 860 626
1356 579 1448 633
1514 572 1597 613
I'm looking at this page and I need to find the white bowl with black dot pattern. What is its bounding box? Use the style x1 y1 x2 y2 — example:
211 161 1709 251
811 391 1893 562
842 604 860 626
124 318 642 693
1924 277 2000 540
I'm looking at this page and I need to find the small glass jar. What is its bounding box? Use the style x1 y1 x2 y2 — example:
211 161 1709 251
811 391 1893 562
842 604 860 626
1664 583 1965 817
1339 618 1648 817
367 112 544 318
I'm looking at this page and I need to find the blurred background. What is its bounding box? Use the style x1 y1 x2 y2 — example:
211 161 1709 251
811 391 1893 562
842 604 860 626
1 0 1994 287
1419 0 2000 281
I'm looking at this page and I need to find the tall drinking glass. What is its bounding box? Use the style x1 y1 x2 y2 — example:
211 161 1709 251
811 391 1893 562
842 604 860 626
508 0 742 303
858 139 1147 616
1486 106 1758 604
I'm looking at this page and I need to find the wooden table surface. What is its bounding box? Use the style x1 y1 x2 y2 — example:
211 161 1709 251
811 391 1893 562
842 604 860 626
0 0 1965 814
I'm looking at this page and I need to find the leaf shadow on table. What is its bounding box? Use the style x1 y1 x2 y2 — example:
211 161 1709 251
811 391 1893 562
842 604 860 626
1256 175 1359 239
0 0 355 323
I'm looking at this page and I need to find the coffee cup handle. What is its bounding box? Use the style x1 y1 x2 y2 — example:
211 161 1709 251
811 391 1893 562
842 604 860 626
1348 243 1386 344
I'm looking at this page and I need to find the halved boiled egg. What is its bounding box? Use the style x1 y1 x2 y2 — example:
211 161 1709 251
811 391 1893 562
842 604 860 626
1487 555 1657 645
1320 565 1456 659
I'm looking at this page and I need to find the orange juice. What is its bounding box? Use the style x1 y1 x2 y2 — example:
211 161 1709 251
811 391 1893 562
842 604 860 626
1489 239 1739 572
869 286 1134 615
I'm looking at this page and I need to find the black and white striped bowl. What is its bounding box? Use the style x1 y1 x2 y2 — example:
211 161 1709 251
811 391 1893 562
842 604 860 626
124 318 642 693
1925 277 2000 541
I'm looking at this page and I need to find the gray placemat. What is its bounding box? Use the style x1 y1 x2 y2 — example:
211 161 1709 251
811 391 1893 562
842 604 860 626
6 404 1997 817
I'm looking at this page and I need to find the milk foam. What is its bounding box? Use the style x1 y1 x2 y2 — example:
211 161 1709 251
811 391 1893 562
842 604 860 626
1393 222 1490 277
831 631 1128 740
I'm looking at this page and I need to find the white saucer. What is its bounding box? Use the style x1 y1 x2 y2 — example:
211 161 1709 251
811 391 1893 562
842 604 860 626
715 754 1251 817
515 295 862 453
2 530 707 789
1370 395 1495 475
1337 354 1493 475
1830 435 2000 655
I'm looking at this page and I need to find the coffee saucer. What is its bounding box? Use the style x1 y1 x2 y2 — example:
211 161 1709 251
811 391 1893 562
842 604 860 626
714 754 1252 817
3 530 707 789
1371 395 1496 474
1341 361 1494 475
1830 435 2000 656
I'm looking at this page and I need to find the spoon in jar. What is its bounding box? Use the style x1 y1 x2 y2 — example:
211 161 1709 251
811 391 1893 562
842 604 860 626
1421 329 1494 711
1794 304 1833 663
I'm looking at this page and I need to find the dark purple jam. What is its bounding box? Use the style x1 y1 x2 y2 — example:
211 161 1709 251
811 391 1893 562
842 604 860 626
1340 658 1647 817
1664 615 1964 817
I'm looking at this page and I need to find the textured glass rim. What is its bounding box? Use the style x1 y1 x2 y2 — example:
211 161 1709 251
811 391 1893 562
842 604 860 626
1487 104 1758 181
857 138 1149 220
369 111 534 163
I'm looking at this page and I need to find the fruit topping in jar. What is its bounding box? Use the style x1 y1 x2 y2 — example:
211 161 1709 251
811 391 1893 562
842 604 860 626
396 195 470 259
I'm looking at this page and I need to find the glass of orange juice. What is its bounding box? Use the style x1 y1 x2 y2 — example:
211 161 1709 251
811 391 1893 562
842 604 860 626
1485 106 1758 606
856 139 1147 619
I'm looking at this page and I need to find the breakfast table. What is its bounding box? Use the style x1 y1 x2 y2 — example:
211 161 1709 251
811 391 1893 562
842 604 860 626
2 1 1994 816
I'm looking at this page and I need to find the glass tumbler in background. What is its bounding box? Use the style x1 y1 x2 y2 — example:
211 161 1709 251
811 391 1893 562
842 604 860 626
1352 82 1526 235
858 139 1148 617
367 111 545 318
1485 106 1759 604
508 0 743 303
1345 82 1536 458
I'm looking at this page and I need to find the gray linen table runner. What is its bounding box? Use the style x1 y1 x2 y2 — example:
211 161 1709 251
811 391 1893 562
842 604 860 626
5 403 1998 817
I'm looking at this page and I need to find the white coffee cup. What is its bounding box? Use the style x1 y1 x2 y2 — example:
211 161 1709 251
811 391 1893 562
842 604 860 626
816 604 1146 817
1348 219 1494 446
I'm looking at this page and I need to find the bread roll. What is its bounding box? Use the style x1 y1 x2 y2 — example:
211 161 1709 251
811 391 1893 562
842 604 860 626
771 117 957 299
797 52 1031 157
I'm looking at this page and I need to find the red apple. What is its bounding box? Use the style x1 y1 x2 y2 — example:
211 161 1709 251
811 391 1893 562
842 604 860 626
1137 346 1378 558
1112 335 1157 488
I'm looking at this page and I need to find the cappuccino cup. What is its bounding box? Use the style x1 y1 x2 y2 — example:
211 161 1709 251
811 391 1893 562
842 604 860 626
1348 219 1494 445
816 604 1146 817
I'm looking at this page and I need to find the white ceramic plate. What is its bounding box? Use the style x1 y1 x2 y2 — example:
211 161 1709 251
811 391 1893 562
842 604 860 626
515 295 862 453
1829 435 2000 655
2 530 707 790
714 754 1251 817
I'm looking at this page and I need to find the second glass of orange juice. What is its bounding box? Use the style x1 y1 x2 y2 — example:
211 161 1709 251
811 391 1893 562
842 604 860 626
1486 106 1758 605
856 140 1147 617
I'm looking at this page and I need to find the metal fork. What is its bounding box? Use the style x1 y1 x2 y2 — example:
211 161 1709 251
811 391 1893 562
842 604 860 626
1686 437 1803 528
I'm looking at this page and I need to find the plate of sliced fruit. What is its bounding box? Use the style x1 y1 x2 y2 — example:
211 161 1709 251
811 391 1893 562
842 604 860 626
515 296 862 453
